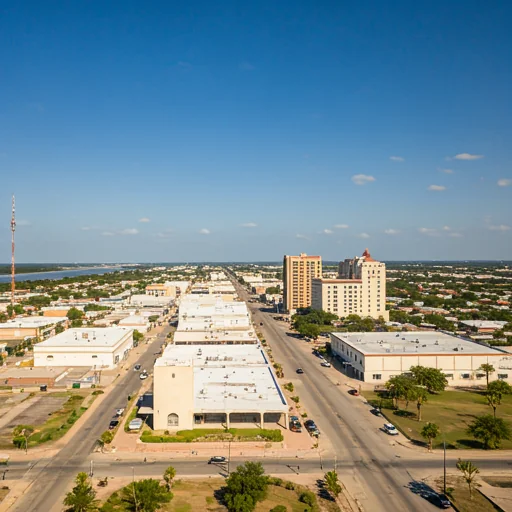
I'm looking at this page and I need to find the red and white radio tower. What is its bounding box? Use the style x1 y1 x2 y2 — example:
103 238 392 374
10 195 16 311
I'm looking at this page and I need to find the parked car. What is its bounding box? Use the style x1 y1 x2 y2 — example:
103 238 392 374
115 408 125 416
108 420 119 430
370 408 382 417
304 420 320 436
134 364 141 371
348 389 359 396
424 492 451 509
128 418 143 431
140 372 149 380
208 456 226 464
320 361 331 368
383 423 399 436
289 418 302 432
296 368 304 374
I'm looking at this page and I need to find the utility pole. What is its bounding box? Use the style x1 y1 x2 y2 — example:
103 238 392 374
443 435 447 495
227 440 231 476
10 195 16 313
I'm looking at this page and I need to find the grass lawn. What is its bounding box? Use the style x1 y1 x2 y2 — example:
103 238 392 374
140 428 283 443
0 391 92 449
435 477 498 512
102 479 340 512
362 389 512 450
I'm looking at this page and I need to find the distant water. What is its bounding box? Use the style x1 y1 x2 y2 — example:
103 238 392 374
0 267 123 284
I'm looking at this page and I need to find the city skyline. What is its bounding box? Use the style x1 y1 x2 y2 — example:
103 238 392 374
1 1 511 262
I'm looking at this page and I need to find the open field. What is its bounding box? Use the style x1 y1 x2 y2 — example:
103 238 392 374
101 478 341 512
0 391 92 449
363 389 512 449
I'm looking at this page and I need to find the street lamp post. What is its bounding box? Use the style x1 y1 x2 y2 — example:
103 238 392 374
227 440 232 476
443 435 447 495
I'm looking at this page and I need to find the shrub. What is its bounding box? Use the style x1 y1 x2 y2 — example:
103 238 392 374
290 396 300 404
284 481 295 490
299 490 316 506
267 477 283 486
92 390 104 395
284 382 294 392
270 506 287 512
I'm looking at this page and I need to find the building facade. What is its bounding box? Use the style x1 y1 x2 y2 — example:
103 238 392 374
283 253 322 313
312 249 388 320
330 331 512 386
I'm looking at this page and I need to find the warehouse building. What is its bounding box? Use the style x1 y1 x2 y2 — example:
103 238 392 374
153 344 288 431
330 331 512 386
0 316 68 341
34 328 133 369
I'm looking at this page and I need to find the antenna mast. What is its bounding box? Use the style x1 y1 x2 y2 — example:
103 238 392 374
11 196 16 312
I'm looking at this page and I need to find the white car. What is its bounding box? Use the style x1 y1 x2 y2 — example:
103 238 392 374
320 361 331 367
383 423 399 435
128 418 143 431
139 372 148 380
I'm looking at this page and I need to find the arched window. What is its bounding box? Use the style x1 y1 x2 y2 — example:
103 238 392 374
167 413 179 427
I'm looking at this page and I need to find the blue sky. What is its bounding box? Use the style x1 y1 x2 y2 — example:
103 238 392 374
1 0 511 262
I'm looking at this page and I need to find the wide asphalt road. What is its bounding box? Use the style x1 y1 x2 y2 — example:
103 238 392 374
232 278 437 512
12 324 171 512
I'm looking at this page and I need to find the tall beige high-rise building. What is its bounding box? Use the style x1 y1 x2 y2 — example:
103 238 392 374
283 253 322 313
312 249 388 320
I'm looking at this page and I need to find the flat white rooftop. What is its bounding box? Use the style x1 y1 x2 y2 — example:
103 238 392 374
331 331 504 356
0 317 68 329
36 328 131 348
460 320 508 329
173 329 258 343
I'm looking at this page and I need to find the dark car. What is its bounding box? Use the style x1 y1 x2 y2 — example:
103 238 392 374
425 493 451 509
296 368 304 374
260 322 264 326
304 420 320 436
108 420 119 430
208 456 226 464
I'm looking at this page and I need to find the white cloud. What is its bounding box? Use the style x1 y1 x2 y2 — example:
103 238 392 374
390 156 404 162
334 224 349 229
240 222 257 228
498 179 512 187
119 228 139 235
489 224 511 232
138 217 150 223
155 229 174 239
17 220 31 227
81 226 92 231
321 229 333 235
358 232 370 239
418 227 438 236
439 168 454 174
442 226 451 231
453 153 484 160
448 232 463 238
101 231 114 237
296 234 309 240
351 174 376 185
384 229 400 235
199 228 210 235
428 184 446 191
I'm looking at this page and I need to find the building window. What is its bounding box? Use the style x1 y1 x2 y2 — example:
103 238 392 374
46 355 53 360
172 373 175 378
460 373 470 379
444 374 454 379
167 413 179 426
498 374 509 380
92 355 98 359
372 374 382 380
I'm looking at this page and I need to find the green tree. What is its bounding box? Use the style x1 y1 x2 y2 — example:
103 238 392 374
486 380 512 418
385 375 414 409
411 386 429 421
121 479 173 512
297 323 321 340
100 430 114 445
63 472 98 512
133 330 144 344
456 459 479 499
7 304 24 317
478 364 495 388
324 470 342 498
163 465 176 491
67 307 83 321
420 423 440 452
12 425 34 451
467 415 512 449
224 461 268 512
55 324 65 334
410 366 447 394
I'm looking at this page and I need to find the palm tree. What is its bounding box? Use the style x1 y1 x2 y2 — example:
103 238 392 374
163 465 176 491
412 387 429 421
478 364 495 388
324 470 342 498
487 380 512 418
456 459 479 499
63 472 98 512
420 423 440 452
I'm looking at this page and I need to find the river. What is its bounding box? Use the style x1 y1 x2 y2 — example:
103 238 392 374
0 267 125 283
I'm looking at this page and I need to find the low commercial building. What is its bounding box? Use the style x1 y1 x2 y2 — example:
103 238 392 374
330 331 512 386
34 328 133 369
173 328 258 345
0 317 68 341
460 320 508 333
130 295 172 308
118 314 150 333
153 344 288 430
